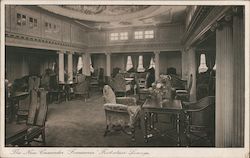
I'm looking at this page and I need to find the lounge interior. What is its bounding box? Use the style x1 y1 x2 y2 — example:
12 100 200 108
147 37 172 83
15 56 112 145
4 5 245 148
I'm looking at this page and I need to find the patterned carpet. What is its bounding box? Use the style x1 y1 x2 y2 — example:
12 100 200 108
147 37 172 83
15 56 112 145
43 92 209 147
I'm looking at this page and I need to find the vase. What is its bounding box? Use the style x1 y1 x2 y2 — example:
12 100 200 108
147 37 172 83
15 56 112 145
156 93 163 107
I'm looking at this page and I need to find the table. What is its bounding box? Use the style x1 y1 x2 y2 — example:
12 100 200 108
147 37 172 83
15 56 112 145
5 123 28 146
8 92 29 123
59 82 77 101
141 98 183 146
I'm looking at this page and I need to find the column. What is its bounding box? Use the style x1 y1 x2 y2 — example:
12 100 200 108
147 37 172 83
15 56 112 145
215 17 234 147
154 51 160 81
232 7 244 147
67 52 73 82
181 49 188 80
82 53 91 76
58 51 64 83
105 52 111 77
187 47 196 102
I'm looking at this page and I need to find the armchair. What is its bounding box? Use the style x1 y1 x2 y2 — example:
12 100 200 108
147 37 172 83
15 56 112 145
74 74 90 101
110 73 131 96
182 96 215 146
103 85 141 141
175 74 193 101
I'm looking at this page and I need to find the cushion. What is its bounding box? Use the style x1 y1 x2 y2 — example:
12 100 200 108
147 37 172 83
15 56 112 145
104 103 128 112
103 85 116 104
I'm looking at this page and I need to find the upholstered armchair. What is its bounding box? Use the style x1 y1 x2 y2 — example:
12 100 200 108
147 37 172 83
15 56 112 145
182 96 215 146
103 85 141 141
74 74 90 101
110 73 131 96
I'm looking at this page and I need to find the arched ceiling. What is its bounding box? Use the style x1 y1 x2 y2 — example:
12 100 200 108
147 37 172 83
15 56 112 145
39 5 187 29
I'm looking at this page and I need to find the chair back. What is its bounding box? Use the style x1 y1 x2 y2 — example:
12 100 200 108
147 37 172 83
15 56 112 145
27 90 38 125
35 90 48 126
110 73 126 92
103 85 116 104
191 96 215 127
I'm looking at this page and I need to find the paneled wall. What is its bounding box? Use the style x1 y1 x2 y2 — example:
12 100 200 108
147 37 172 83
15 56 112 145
159 52 182 76
5 46 57 82
5 5 88 48
87 24 184 52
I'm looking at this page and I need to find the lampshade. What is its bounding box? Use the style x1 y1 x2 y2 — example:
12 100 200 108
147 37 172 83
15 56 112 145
198 54 208 73
137 55 145 72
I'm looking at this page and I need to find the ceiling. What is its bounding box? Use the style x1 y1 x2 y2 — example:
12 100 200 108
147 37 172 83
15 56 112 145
39 5 187 29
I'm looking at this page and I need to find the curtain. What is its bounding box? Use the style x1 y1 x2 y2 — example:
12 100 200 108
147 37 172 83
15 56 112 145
131 55 139 70
143 54 152 70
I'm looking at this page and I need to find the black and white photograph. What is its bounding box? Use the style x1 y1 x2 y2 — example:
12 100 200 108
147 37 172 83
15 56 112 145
0 1 249 158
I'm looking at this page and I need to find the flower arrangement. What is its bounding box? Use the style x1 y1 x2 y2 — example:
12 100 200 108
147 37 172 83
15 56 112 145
149 75 172 101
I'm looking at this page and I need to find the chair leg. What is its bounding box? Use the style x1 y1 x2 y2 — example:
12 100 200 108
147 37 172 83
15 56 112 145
42 129 46 145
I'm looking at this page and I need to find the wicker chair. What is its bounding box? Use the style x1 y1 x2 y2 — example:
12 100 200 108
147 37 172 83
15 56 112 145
182 96 215 146
103 85 141 141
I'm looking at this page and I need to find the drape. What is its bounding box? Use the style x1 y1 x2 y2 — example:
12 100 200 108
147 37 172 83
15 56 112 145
143 54 152 70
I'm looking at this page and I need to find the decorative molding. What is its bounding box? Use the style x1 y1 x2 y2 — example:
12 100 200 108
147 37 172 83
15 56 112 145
87 42 182 53
183 6 231 48
5 31 87 52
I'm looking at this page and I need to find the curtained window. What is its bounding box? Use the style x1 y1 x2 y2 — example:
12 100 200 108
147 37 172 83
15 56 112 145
137 55 145 72
77 56 83 73
198 54 208 73
149 57 155 69
126 56 133 71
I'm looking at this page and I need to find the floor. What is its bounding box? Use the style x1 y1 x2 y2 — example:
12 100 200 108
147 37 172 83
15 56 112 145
41 91 211 147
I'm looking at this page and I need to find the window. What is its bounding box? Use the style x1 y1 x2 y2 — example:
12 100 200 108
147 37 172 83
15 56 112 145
17 13 21 26
144 30 154 39
198 54 208 73
45 22 48 28
149 57 155 69
34 19 38 27
29 17 33 28
126 56 133 71
110 33 119 41
134 31 143 39
120 32 128 40
21 15 26 26
137 55 145 72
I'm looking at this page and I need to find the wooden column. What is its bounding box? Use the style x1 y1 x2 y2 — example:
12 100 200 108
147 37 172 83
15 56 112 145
67 52 73 82
154 51 160 81
82 53 91 76
58 51 64 83
232 8 244 147
181 49 188 80
187 48 197 102
105 52 111 77
215 19 234 147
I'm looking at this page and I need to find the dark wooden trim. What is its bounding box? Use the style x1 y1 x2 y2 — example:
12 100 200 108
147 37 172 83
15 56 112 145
182 6 231 48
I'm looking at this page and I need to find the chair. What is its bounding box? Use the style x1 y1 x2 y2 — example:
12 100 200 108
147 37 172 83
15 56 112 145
103 85 141 141
175 74 193 101
74 74 90 101
110 73 131 96
26 89 48 145
182 96 215 146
